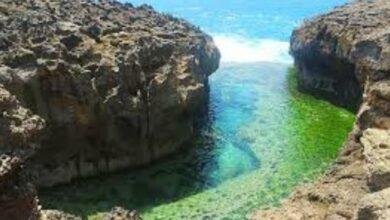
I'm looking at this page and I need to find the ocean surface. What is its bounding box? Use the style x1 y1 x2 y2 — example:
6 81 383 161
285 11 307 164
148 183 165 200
40 1 354 219
129 0 349 63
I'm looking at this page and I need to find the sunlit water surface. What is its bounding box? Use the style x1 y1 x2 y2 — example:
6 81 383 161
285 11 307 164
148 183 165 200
40 0 354 219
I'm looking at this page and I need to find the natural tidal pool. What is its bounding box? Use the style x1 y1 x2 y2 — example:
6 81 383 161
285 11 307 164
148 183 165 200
40 63 355 219
40 0 352 219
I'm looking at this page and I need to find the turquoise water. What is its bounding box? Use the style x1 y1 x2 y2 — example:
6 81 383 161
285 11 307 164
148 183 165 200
40 1 355 219
130 0 346 40
128 0 348 63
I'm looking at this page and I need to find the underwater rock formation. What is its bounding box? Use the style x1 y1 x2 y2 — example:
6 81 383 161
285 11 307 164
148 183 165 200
0 0 220 188
103 207 141 220
39 206 141 220
40 209 81 220
252 0 390 219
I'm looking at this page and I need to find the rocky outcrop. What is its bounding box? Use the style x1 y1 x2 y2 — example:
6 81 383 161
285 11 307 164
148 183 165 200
252 0 389 219
0 0 220 188
0 0 219 218
0 85 45 219
290 0 389 112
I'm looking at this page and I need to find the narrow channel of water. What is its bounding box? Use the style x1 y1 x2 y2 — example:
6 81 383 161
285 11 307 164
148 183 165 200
40 63 354 219
40 1 354 219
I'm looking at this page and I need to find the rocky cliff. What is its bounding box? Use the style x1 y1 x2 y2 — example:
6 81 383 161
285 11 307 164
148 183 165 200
0 85 45 220
252 0 389 219
0 0 220 187
0 0 219 218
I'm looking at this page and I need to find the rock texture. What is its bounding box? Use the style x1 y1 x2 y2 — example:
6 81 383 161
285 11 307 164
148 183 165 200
357 188 390 220
252 0 389 219
361 128 390 191
40 210 82 220
0 0 219 218
39 207 142 220
0 0 219 188
103 207 141 220
0 85 45 219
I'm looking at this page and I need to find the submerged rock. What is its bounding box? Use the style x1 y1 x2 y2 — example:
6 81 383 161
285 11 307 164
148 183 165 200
252 0 389 219
40 210 81 220
0 0 220 188
103 207 141 220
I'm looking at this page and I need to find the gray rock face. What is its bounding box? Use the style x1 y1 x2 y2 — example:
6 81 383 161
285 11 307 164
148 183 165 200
0 0 219 218
290 0 390 112
252 0 390 219
0 0 220 187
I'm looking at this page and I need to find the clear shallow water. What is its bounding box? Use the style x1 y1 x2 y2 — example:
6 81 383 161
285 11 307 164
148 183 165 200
40 1 354 219
40 64 354 219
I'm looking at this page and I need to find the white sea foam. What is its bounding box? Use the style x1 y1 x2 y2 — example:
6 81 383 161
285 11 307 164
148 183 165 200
213 35 293 64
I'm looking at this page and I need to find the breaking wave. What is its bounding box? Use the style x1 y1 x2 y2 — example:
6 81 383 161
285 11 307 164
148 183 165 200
213 35 293 64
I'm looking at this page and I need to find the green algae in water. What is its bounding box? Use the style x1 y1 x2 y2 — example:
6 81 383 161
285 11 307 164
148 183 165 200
39 63 355 219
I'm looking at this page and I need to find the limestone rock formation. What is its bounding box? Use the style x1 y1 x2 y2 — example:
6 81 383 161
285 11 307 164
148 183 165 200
252 0 389 219
0 85 45 219
0 0 219 218
290 0 389 112
0 0 220 188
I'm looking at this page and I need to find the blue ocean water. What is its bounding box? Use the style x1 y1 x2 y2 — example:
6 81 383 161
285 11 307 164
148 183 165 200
127 0 348 63
41 1 355 219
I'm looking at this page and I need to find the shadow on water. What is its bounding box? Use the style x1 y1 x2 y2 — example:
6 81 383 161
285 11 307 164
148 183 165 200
39 63 355 219
39 131 260 218
39 63 262 218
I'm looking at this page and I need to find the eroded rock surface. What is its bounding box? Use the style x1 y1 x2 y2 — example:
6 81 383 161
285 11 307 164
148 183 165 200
357 187 390 220
252 0 389 219
0 85 45 219
290 0 389 112
361 128 390 191
0 0 219 187
0 0 219 218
